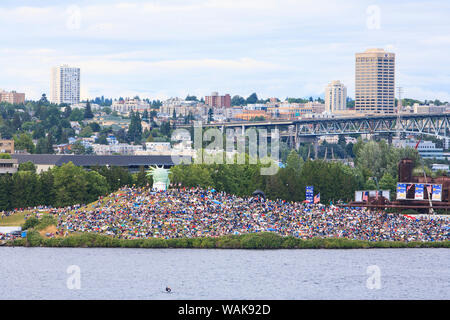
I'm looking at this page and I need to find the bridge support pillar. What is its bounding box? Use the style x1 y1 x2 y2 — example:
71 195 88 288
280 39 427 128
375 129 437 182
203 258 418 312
297 136 320 159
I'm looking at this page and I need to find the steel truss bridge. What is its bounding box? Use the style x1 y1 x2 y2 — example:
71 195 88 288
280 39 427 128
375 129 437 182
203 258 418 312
291 114 450 138
183 114 450 139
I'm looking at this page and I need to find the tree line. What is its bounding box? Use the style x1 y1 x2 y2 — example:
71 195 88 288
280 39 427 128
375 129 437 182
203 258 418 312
0 139 424 210
0 162 152 211
169 139 422 203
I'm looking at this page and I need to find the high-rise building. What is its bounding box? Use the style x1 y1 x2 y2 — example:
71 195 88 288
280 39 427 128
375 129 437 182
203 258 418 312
50 65 80 105
0 90 25 104
355 48 395 114
205 92 231 108
325 80 347 113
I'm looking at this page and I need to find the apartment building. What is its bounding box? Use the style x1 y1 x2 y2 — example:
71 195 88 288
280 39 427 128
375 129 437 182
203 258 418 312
325 80 347 113
0 140 14 154
355 49 395 114
0 90 25 104
111 98 151 114
50 65 81 105
205 92 231 108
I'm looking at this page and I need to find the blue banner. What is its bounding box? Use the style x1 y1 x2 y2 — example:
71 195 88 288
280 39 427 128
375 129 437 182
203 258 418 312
415 184 424 200
306 186 314 203
432 185 442 201
396 183 406 200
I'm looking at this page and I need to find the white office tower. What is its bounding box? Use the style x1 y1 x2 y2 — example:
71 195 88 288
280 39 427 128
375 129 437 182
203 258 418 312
325 80 347 113
50 65 80 105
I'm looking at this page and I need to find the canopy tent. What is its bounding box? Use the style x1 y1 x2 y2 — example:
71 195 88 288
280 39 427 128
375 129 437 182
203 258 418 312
252 190 266 199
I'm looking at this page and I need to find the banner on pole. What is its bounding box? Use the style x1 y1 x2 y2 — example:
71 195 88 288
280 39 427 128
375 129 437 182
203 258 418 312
396 183 407 200
432 185 442 201
415 184 424 200
305 186 314 203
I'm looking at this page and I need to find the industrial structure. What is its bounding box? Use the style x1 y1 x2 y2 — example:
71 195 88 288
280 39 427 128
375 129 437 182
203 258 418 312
344 158 450 213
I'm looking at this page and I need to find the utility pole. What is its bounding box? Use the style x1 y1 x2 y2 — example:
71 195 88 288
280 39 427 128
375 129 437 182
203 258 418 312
395 87 403 141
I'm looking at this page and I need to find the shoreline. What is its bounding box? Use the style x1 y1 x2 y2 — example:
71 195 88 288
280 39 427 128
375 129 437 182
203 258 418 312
5 232 450 249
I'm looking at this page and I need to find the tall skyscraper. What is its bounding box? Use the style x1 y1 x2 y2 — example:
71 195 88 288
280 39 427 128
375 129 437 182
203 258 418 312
355 48 395 114
50 65 80 105
325 80 347 113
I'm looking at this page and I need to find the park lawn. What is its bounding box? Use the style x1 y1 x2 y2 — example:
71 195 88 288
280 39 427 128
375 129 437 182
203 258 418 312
0 211 30 227
0 210 52 227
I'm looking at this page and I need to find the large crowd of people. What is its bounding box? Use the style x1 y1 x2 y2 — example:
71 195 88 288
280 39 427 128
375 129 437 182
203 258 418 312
44 187 450 242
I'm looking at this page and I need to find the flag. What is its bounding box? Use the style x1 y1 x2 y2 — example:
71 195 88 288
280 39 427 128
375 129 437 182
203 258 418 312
314 193 320 204
362 191 368 202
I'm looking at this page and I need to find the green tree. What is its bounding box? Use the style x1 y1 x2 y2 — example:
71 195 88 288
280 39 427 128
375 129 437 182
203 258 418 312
379 172 397 195
71 141 86 155
52 162 108 207
18 161 36 172
134 166 150 187
286 150 303 173
84 102 94 119
39 170 55 206
14 133 35 154
231 95 246 106
0 174 13 210
11 171 40 208
46 133 55 154
80 126 94 137
246 93 258 104
207 108 214 123
127 111 143 143
69 108 84 121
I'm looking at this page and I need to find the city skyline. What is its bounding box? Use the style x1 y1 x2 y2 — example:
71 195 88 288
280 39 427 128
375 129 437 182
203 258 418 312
0 0 449 102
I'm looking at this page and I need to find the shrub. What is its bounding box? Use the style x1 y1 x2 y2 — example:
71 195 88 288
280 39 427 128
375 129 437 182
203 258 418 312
26 230 43 247
35 215 57 231
23 217 39 230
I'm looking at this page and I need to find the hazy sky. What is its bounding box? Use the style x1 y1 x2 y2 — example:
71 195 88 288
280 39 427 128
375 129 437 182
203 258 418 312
0 0 449 101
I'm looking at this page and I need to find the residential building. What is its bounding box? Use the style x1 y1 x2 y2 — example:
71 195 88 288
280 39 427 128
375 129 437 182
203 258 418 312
70 102 101 111
145 142 171 152
266 102 325 120
111 98 151 114
159 98 207 119
0 140 14 154
235 110 268 121
411 103 446 114
91 143 143 155
11 154 180 173
50 65 81 105
0 90 25 104
325 81 347 113
394 139 450 160
0 158 18 174
355 49 395 114
205 92 231 108
431 164 449 173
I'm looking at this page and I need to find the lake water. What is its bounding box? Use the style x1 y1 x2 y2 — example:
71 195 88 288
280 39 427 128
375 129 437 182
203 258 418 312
0 247 448 300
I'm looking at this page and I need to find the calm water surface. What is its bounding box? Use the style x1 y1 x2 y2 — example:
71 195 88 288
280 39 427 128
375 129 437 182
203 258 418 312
0 248 448 300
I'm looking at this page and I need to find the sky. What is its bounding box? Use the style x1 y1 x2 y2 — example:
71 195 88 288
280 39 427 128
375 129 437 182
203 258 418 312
0 0 449 102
